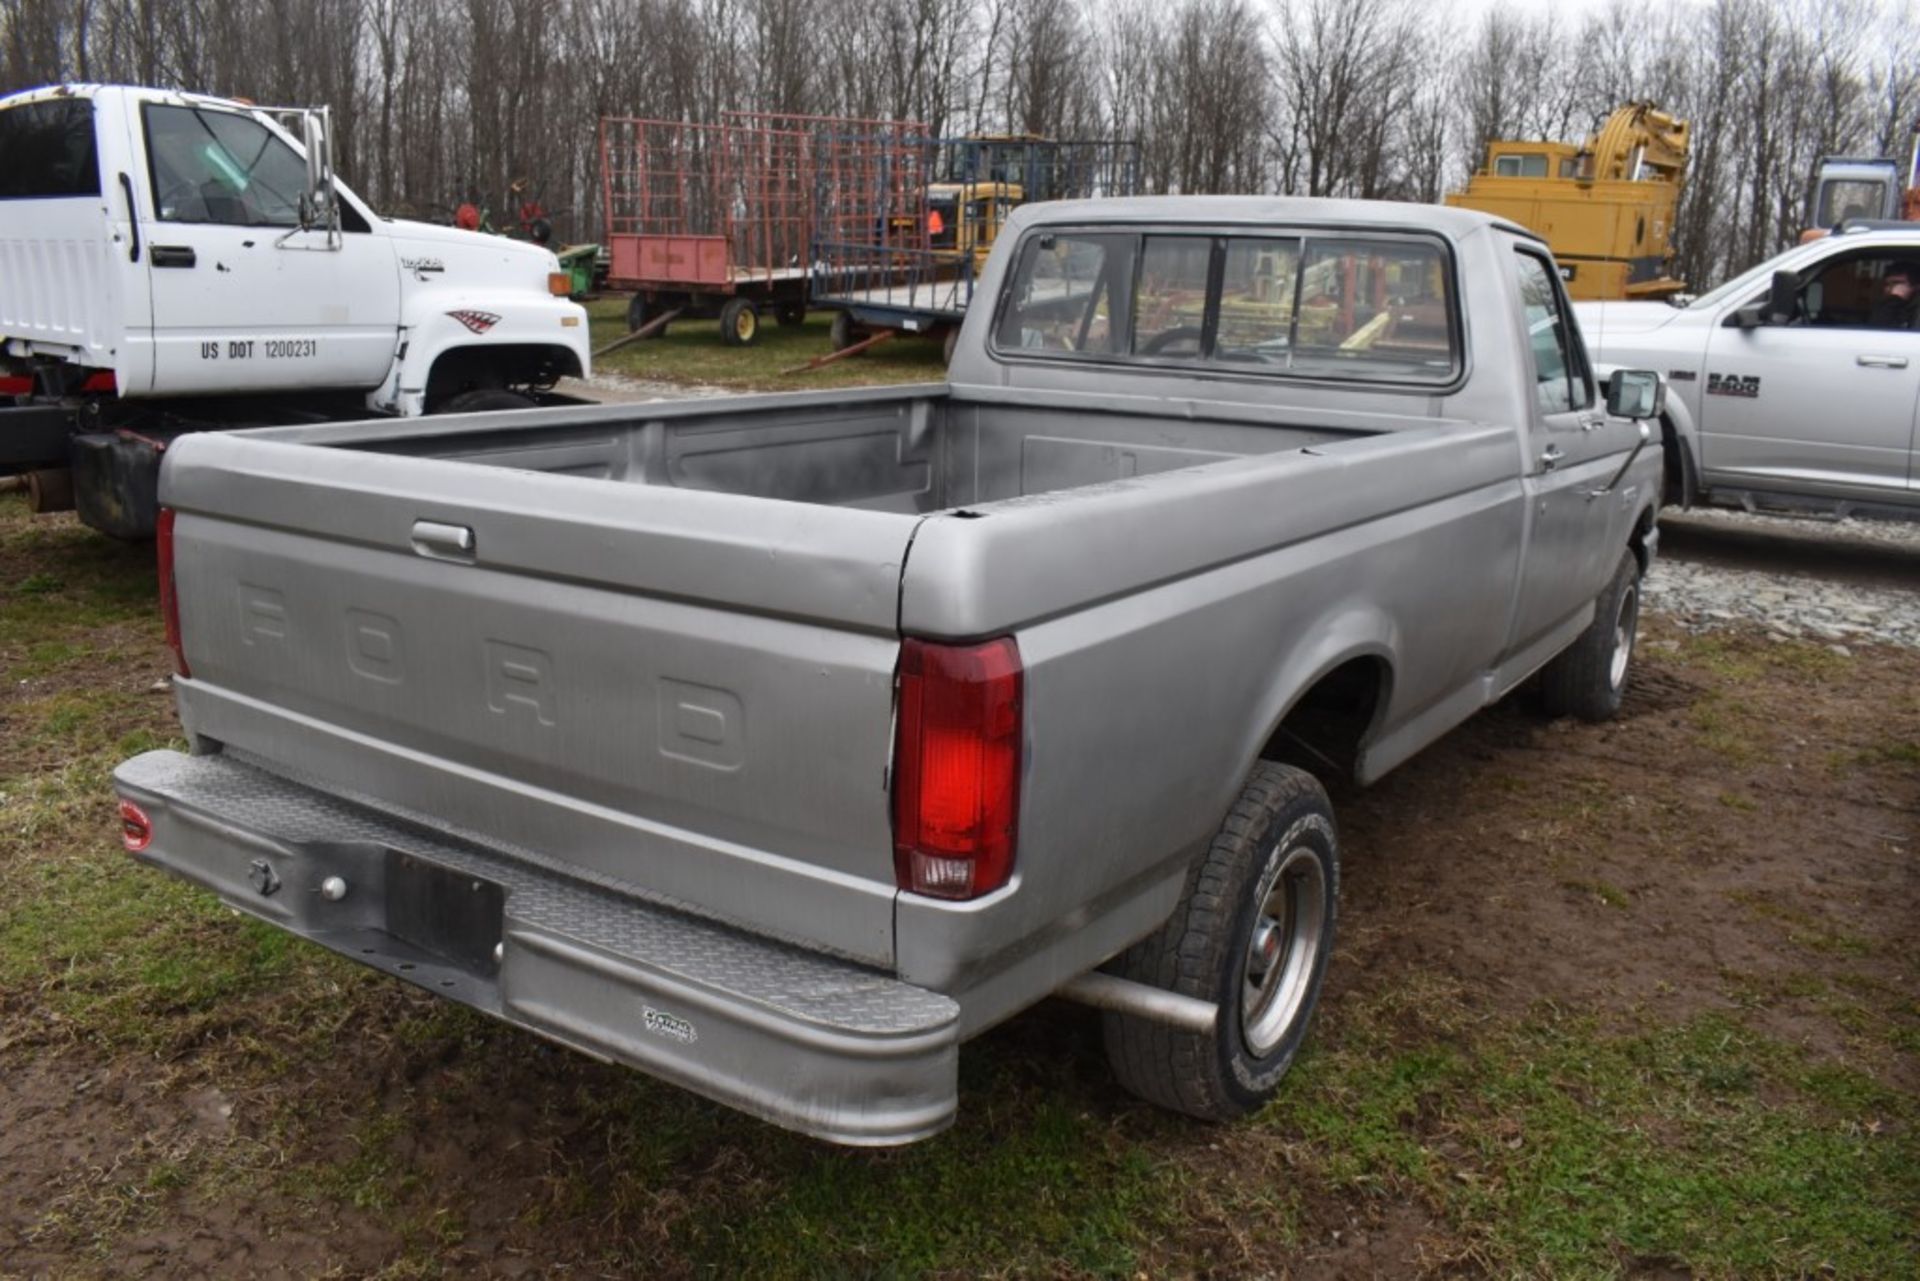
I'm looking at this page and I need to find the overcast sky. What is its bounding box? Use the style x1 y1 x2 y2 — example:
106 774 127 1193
1448 0 1707 30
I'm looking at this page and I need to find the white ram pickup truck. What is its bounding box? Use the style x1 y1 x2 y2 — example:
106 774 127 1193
1577 222 1920 521
0 84 592 538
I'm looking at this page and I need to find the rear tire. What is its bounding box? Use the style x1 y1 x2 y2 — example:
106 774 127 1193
626 293 666 338
829 310 860 352
1103 763 1338 1121
720 297 760 347
1539 550 1640 722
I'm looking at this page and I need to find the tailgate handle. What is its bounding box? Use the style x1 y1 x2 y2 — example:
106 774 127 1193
410 520 475 560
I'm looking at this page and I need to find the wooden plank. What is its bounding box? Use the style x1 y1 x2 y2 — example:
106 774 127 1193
592 306 684 359
779 329 894 376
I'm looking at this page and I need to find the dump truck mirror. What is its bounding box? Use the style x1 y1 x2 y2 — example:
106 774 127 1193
1605 369 1664 420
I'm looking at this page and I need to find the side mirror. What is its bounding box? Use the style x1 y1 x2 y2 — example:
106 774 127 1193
1728 302 1767 329
1606 369 1665 420
1766 269 1796 325
296 107 338 239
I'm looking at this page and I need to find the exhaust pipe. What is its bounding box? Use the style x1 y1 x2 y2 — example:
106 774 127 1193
1057 971 1218 1033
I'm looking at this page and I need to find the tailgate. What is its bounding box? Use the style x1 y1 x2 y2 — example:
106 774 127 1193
161 433 917 965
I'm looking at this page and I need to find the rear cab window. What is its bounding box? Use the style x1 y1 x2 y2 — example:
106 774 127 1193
0 98 101 198
992 225 1461 386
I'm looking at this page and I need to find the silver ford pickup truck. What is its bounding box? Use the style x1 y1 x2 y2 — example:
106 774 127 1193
114 198 1663 1145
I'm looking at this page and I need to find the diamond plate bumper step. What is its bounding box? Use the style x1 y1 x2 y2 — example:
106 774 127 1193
114 750 960 1145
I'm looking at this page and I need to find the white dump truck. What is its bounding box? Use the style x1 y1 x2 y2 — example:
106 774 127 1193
0 84 592 538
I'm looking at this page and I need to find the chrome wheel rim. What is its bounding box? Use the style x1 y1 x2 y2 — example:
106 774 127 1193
1609 580 1639 691
1241 843 1327 1058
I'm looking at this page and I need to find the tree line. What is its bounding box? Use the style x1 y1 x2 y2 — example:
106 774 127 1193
3 0 1916 291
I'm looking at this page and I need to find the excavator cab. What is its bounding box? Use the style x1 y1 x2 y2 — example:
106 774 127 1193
1808 160 1900 228
1800 127 1920 241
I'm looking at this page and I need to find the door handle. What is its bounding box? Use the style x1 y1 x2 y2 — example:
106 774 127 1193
150 245 197 268
1540 443 1565 470
411 519 475 561
117 173 140 263
1857 354 1909 369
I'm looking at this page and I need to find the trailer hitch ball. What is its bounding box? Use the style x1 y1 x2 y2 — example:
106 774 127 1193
248 858 281 897
320 875 349 902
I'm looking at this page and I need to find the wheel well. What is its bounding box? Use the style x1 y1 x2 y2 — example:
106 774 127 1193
424 344 584 409
1658 414 1694 507
1259 657 1389 783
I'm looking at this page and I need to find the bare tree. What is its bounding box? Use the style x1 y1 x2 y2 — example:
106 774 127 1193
3 0 1913 280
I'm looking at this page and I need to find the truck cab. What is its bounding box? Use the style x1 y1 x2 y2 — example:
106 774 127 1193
0 84 591 536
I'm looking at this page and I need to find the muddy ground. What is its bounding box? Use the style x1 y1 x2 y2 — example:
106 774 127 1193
1 501 1915 1279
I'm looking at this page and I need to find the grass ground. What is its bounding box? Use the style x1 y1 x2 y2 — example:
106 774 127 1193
1 492 1916 1278
585 296 949 391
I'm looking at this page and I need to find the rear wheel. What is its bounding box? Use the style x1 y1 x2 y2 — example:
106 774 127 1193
1103 763 1338 1120
626 293 666 338
720 297 760 347
829 310 861 352
1539 550 1640 722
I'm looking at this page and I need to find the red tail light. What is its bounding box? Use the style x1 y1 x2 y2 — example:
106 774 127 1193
120 800 153 852
156 507 190 678
80 370 117 394
892 637 1022 900
0 374 31 397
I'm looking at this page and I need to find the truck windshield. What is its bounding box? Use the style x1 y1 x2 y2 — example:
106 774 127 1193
142 103 306 227
994 228 1459 384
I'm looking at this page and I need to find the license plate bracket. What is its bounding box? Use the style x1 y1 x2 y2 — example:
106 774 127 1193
384 849 505 975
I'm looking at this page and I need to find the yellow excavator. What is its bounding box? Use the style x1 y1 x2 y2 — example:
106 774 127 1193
1446 102 1690 301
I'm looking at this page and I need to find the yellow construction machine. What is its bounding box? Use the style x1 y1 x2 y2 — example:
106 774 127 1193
1446 102 1690 301
925 178 1022 273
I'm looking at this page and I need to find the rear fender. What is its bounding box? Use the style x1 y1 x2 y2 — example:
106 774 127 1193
1242 607 1398 788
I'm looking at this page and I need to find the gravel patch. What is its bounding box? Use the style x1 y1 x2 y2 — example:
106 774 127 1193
1646 509 1920 651
1661 505 1920 552
559 372 734 404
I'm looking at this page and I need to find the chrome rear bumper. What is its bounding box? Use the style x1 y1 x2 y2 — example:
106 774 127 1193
113 749 959 1146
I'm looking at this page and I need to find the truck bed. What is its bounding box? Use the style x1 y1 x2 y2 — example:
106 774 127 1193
151 384 1410 971
283 383 1353 514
